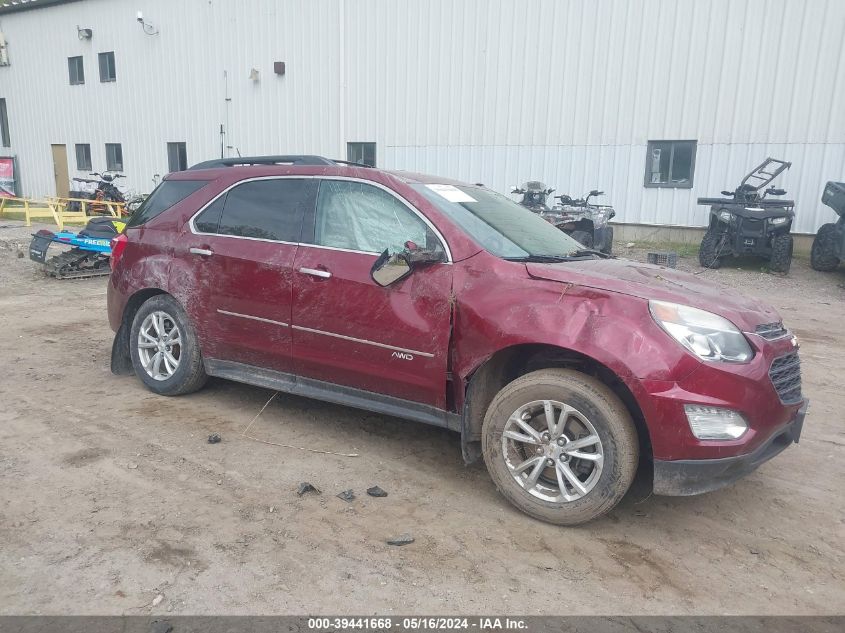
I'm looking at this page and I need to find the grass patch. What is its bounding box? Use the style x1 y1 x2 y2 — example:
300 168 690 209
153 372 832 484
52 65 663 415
624 240 700 258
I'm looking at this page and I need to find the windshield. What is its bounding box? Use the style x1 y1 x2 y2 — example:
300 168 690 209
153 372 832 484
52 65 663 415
412 183 583 259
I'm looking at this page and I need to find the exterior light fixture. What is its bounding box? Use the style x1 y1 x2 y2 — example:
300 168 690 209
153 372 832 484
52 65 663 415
136 11 159 35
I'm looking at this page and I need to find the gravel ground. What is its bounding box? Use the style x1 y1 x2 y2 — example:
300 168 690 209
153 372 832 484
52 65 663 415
0 221 843 615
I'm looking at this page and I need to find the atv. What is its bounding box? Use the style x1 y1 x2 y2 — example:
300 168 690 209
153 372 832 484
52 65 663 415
546 189 616 254
698 158 795 273
29 216 126 279
810 181 845 272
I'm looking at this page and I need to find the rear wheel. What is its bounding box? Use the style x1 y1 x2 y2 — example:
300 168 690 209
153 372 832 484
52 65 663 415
699 228 724 268
481 369 638 525
130 294 207 396
570 230 593 248
600 226 614 255
810 223 841 271
770 233 793 273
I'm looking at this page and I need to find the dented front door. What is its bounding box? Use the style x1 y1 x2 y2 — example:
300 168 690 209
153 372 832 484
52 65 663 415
290 179 453 408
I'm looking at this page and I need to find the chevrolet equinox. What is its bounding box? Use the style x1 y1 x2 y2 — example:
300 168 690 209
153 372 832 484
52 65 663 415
107 155 808 525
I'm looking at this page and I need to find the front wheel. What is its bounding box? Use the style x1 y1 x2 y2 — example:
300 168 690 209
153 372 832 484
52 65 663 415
810 223 841 271
570 230 593 248
699 228 724 268
130 294 207 396
769 233 793 273
481 369 639 525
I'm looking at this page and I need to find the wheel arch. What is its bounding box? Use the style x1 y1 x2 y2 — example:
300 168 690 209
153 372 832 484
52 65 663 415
459 343 652 469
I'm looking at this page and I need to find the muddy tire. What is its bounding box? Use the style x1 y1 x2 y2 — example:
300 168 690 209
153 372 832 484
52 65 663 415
130 294 207 396
770 233 793 274
698 228 724 269
570 230 593 248
481 369 638 526
810 223 841 272
600 226 614 255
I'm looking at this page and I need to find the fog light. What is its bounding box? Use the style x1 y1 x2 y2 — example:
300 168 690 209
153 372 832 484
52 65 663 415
684 405 748 440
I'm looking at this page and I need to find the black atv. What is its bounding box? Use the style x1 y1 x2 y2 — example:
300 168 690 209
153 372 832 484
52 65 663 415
547 190 616 254
698 158 795 273
810 181 845 272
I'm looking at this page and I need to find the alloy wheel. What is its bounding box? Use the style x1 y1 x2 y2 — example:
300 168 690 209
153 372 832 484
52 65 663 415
501 399 604 502
137 311 182 381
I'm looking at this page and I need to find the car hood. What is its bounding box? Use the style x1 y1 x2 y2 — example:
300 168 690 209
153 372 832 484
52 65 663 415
526 258 781 331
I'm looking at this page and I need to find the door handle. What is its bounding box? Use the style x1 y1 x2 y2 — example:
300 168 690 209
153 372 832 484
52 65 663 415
299 267 331 279
189 247 214 257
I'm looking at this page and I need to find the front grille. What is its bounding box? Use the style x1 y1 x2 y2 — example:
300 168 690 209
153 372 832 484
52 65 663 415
741 218 764 235
756 322 788 340
769 352 802 404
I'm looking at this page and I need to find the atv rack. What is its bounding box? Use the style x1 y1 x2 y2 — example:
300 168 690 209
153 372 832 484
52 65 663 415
189 155 373 170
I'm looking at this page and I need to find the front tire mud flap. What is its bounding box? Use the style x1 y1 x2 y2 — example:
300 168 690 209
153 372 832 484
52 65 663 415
110 321 134 376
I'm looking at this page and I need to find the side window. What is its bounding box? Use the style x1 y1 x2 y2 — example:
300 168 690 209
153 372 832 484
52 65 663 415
216 179 316 242
314 180 437 254
194 194 226 233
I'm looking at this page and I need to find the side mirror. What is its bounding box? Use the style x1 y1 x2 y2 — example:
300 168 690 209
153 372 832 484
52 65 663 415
371 250 412 287
510 185 519 193
608 209 616 220
590 189 603 197
721 190 733 196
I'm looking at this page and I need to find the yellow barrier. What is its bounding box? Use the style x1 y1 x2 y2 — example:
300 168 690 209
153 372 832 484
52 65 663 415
46 197 125 231
0 196 57 227
0 196 125 230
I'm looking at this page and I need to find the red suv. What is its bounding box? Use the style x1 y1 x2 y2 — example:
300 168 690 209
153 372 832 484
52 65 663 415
107 155 808 525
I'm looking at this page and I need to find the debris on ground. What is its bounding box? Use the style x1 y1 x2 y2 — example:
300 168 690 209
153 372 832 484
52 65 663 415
151 593 164 607
296 482 321 497
387 534 414 546
150 619 173 633
207 433 221 444
127 462 138 470
367 486 388 497
337 489 355 502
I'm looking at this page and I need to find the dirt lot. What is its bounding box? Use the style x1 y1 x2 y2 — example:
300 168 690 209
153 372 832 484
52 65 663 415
1 222 843 615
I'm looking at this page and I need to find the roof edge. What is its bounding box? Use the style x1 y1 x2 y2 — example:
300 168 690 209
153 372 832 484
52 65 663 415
0 0 82 15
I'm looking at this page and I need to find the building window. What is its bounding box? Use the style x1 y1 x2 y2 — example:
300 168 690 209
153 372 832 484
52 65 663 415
68 56 85 85
167 142 188 172
347 142 376 167
0 98 9 147
105 143 123 171
644 140 697 188
98 51 116 82
75 144 92 171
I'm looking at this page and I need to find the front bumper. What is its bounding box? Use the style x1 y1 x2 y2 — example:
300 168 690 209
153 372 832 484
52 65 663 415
652 400 807 496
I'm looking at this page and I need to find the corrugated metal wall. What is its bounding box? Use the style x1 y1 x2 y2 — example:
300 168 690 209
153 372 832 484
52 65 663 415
0 0 843 232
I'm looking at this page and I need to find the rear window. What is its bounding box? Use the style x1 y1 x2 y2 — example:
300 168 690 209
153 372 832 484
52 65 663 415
126 180 208 227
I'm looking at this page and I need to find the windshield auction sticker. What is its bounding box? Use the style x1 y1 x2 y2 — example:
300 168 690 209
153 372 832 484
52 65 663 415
426 183 477 203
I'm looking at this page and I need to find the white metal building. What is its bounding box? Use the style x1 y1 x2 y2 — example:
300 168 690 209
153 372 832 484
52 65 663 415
0 0 843 233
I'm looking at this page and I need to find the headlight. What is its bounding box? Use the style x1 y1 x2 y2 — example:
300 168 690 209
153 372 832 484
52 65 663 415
649 300 753 362
684 405 748 439
770 216 789 225
718 210 734 223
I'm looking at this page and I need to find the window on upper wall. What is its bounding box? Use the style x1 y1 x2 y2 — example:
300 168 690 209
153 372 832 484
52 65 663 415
105 143 123 171
347 142 376 167
68 56 85 85
75 144 92 170
644 140 697 188
167 142 188 173
0 99 9 147
98 51 116 82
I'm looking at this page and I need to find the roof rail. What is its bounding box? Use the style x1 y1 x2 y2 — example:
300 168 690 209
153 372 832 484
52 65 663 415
188 155 338 170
